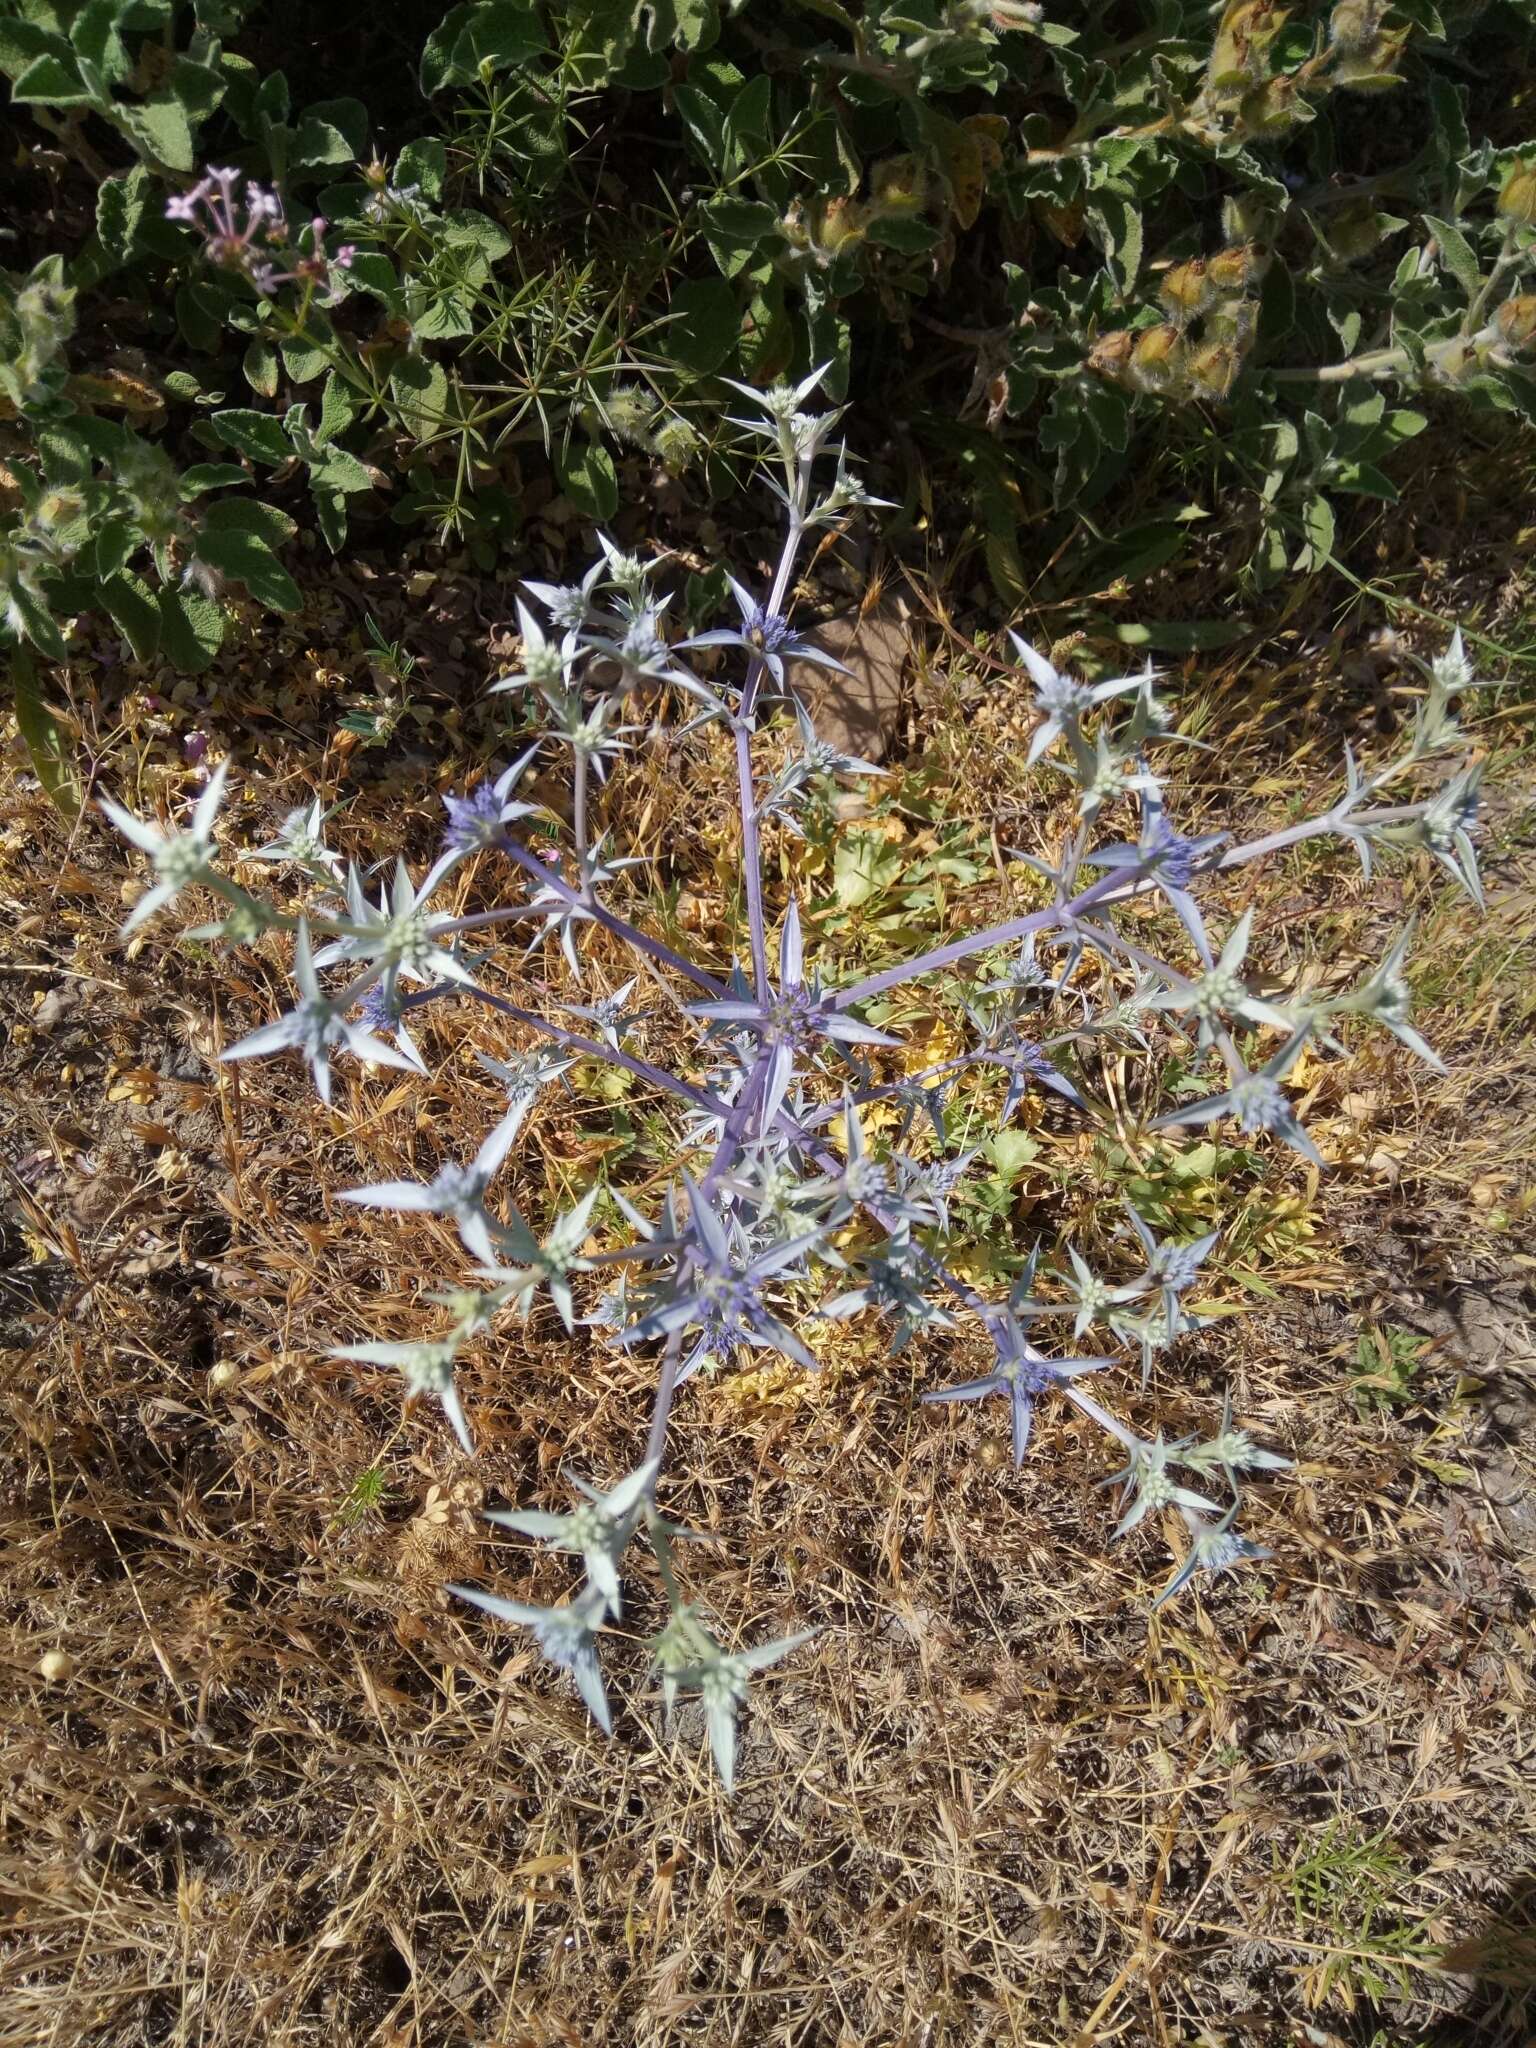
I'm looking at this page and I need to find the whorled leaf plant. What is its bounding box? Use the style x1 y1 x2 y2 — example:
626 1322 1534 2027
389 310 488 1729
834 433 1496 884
102 373 1495 1790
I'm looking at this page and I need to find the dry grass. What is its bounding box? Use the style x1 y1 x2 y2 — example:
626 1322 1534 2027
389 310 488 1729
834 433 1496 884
3 502 1536 2047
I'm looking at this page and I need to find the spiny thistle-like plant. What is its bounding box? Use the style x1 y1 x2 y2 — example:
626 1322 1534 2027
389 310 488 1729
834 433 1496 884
103 372 1496 1790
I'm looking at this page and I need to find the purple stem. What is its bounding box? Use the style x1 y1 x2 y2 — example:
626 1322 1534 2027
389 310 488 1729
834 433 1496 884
641 1048 774 1495
488 838 731 999
735 516 805 998
833 779 1428 1011
573 750 588 863
643 1329 686 1481
399 980 729 1117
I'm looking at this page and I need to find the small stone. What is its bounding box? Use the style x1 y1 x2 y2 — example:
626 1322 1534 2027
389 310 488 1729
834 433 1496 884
783 600 910 762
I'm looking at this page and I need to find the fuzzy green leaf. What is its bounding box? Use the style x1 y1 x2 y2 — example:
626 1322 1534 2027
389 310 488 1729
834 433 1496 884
13 645 81 821
156 585 225 671
666 275 739 377
120 96 197 175
555 439 619 520
1423 215 1482 303
101 570 163 662
200 497 298 548
243 337 281 398
194 527 301 612
210 408 292 466
11 53 91 105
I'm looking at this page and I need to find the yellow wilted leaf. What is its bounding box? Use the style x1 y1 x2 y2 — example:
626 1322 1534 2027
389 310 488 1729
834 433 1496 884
67 369 165 418
828 1100 899 1155
1035 198 1085 248
936 121 986 231
965 113 1009 172
902 1013 964 1073
1288 1040 1328 1091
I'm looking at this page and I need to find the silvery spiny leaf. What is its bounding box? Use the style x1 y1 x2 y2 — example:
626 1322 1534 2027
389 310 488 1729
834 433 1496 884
884 1074 952 1147
678 573 851 692
1101 1433 1221 1538
801 449 895 525
719 366 843 471
486 1459 658 1617
974 931 1057 1003
790 696 885 781
476 1043 576 1104
1083 774 1226 957
544 690 638 783
587 598 698 695
182 889 286 947
354 975 428 1077
331 1332 474 1454
521 835 649 979
789 1097 903 1227
221 920 415 1105
427 1282 520 1339
719 1149 828 1235
100 757 231 933
487 597 581 698
449 1582 614 1732
1108 1296 1214 1389
1055 1245 1146 1339
478 1185 601 1332
1008 636 1145 767
1409 628 1495 755
561 976 645 1053
606 1180 684 1256
651 1602 817 1794
521 558 606 632
1122 1202 1218 1342
1179 1391 1292 1481
1075 972 1162 1049
312 853 481 1003
1120 660 1196 751
595 530 660 599
1332 742 1376 881
619 1179 821 1382
1152 1029 1322 1167
674 1045 757 1151
1144 908 1293 1047
1152 1504 1273 1609
338 1099 531 1267
822 1231 955 1352
1400 762 1485 909
440 743 542 856
759 699 885 831
976 1024 1087 1122
1330 922 1444 1071
1062 727 1159 823
923 1326 1113 1466
891 1144 979 1233
685 902 898 1137
584 1271 639 1335
251 794 345 881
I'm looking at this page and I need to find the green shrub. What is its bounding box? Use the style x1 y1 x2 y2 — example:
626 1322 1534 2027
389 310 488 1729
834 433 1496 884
444 0 1534 596
2 0 1533 686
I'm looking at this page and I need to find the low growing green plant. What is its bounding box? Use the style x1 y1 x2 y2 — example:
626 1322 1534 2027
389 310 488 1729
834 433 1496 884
0 0 704 688
443 0 1534 597
4 0 1533 699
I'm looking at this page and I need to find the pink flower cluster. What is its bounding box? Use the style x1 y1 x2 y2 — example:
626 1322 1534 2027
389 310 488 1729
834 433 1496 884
165 166 355 298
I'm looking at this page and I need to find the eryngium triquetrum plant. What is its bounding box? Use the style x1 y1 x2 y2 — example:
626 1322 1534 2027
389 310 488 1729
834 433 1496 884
105 374 1493 1791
